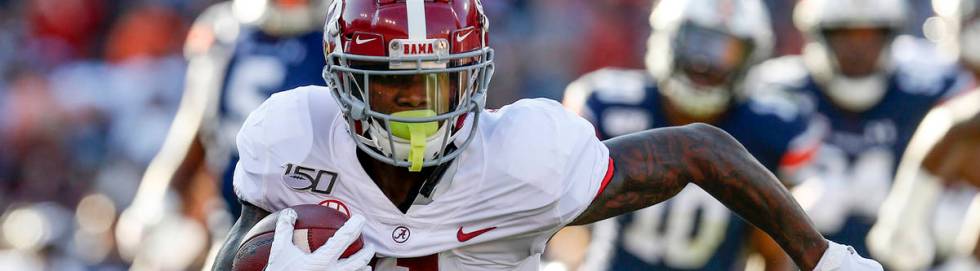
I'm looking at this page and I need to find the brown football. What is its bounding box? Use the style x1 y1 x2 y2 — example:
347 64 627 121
231 204 364 271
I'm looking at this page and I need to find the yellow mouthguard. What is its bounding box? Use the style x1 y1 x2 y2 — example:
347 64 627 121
390 110 439 172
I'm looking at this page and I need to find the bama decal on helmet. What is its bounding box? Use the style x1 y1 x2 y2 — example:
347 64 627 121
390 39 450 69
405 43 434 55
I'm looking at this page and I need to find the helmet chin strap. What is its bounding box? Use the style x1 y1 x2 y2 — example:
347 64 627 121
661 74 732 119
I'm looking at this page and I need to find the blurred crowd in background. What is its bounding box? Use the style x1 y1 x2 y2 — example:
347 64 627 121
0 0 949 270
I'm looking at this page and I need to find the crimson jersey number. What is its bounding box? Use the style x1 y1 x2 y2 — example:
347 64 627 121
397 255 438 271
374 255 439 271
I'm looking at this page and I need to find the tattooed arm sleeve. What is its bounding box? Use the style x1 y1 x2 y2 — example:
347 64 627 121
569 123 827 270
211 200 270 271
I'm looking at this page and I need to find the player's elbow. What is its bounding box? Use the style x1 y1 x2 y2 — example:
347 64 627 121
683 123 756 167
685 123 741 150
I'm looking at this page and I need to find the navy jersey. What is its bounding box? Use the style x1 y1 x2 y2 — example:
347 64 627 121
206 24 327 216
745 37 965 258
565 69 822 271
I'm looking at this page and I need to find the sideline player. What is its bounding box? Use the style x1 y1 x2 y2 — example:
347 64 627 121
115 0 330 268
747 0 964 261
213 1 884 270
869 0 980 269
560 0 824 270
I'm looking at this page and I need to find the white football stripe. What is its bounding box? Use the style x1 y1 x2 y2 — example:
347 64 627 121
293 229 311 253
406 0 427 40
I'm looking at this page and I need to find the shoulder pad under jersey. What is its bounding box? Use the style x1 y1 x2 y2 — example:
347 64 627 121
234 86 337 210
479 98 610 225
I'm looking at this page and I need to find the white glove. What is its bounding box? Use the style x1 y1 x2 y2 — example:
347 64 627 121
266 208 376 271
813 241 883 271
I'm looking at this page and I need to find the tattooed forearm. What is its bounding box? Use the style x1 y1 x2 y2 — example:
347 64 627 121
570 123 827 270
212 200 270 271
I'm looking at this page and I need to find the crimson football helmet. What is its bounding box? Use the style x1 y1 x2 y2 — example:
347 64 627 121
322 0 494 171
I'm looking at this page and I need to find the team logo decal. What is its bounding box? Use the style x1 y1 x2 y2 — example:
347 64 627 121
392 226 411 243
457 226 497 242
281 163 339 194
318 199 351 217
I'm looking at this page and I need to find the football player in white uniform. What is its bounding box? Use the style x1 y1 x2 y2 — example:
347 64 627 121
868 0 980 269
211 0 884 270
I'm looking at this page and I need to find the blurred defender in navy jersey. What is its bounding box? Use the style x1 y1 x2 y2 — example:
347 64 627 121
561 0 825 270
746 0 966 264
115 0 329 268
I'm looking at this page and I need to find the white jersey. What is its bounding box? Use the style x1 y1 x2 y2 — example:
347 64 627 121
233 86 612 270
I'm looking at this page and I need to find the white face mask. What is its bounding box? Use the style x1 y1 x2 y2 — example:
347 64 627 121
823 74 888 112
661 74 732 119
960 20 980 69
